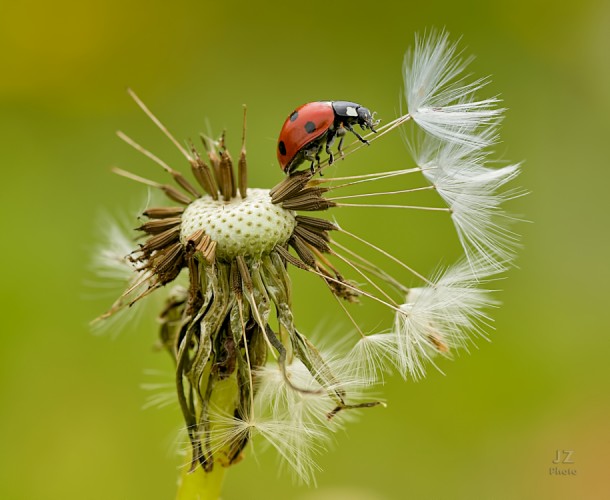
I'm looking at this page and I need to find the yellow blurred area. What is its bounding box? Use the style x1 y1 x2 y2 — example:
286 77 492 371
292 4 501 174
0 0 220 110
1 0 609 499
1 0 112 89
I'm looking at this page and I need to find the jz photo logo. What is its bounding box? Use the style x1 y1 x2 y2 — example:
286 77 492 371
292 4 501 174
550 449 576 476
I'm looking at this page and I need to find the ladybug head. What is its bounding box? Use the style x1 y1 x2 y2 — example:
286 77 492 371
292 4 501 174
357 106 379 133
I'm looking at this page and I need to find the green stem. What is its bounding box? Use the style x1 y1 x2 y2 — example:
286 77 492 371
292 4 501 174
175 372 238 499
176 462 226 500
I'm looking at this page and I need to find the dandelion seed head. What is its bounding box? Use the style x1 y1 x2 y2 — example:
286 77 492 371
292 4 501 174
180 188 296 260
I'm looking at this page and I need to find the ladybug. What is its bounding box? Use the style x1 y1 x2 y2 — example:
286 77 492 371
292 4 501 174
277 101 379 175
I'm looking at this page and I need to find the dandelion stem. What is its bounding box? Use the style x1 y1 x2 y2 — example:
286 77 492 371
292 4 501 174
306 266 404 315
331 240 409 295
331 293 367 339
322 169 422 184
127 88 193 161
238 105 248 199
175 456 226 500
111 167 160 187
336 203 450 212
331 250 398 306
328 185 435 201
314 167 422 188
336 229 434 286
117 130 172 170
116 130 201 198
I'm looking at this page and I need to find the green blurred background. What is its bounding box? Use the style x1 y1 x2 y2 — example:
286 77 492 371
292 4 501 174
1 0 608 498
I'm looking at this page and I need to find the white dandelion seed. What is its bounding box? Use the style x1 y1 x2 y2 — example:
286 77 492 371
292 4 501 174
255 360 335 424
255 418 327 485
250 353 382 483
410 131 523 267
89 211 155 335
393 258 502 380
404 29 504 148
343 332 401 385
255 354 373 429
202 408 328 485
91 213 140 282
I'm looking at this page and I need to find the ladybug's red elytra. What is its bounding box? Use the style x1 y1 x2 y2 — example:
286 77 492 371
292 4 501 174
277 101 379 175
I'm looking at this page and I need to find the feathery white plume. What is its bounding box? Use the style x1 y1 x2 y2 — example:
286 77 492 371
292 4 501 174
248 352 382 482
90 208 188 334
343 332 401 385
412 132 522 267
255 356 367 427
91 212 141 283
89 212 152 334
251 360 338 483
255 360 337 425
393 258 501 380
202 397 330 485
404 30 503 148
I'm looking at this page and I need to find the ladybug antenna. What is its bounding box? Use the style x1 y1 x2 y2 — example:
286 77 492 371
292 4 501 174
371 111 380 132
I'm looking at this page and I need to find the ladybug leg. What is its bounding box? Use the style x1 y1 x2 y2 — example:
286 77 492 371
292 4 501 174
325 129 337 165
314 142 324 176
303 140 325 176
336 125 347 159
345 123 369 145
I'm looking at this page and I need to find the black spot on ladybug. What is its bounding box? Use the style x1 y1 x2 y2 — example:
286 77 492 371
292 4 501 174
290 111 299 122
278 140 287 156
304 121 316 134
